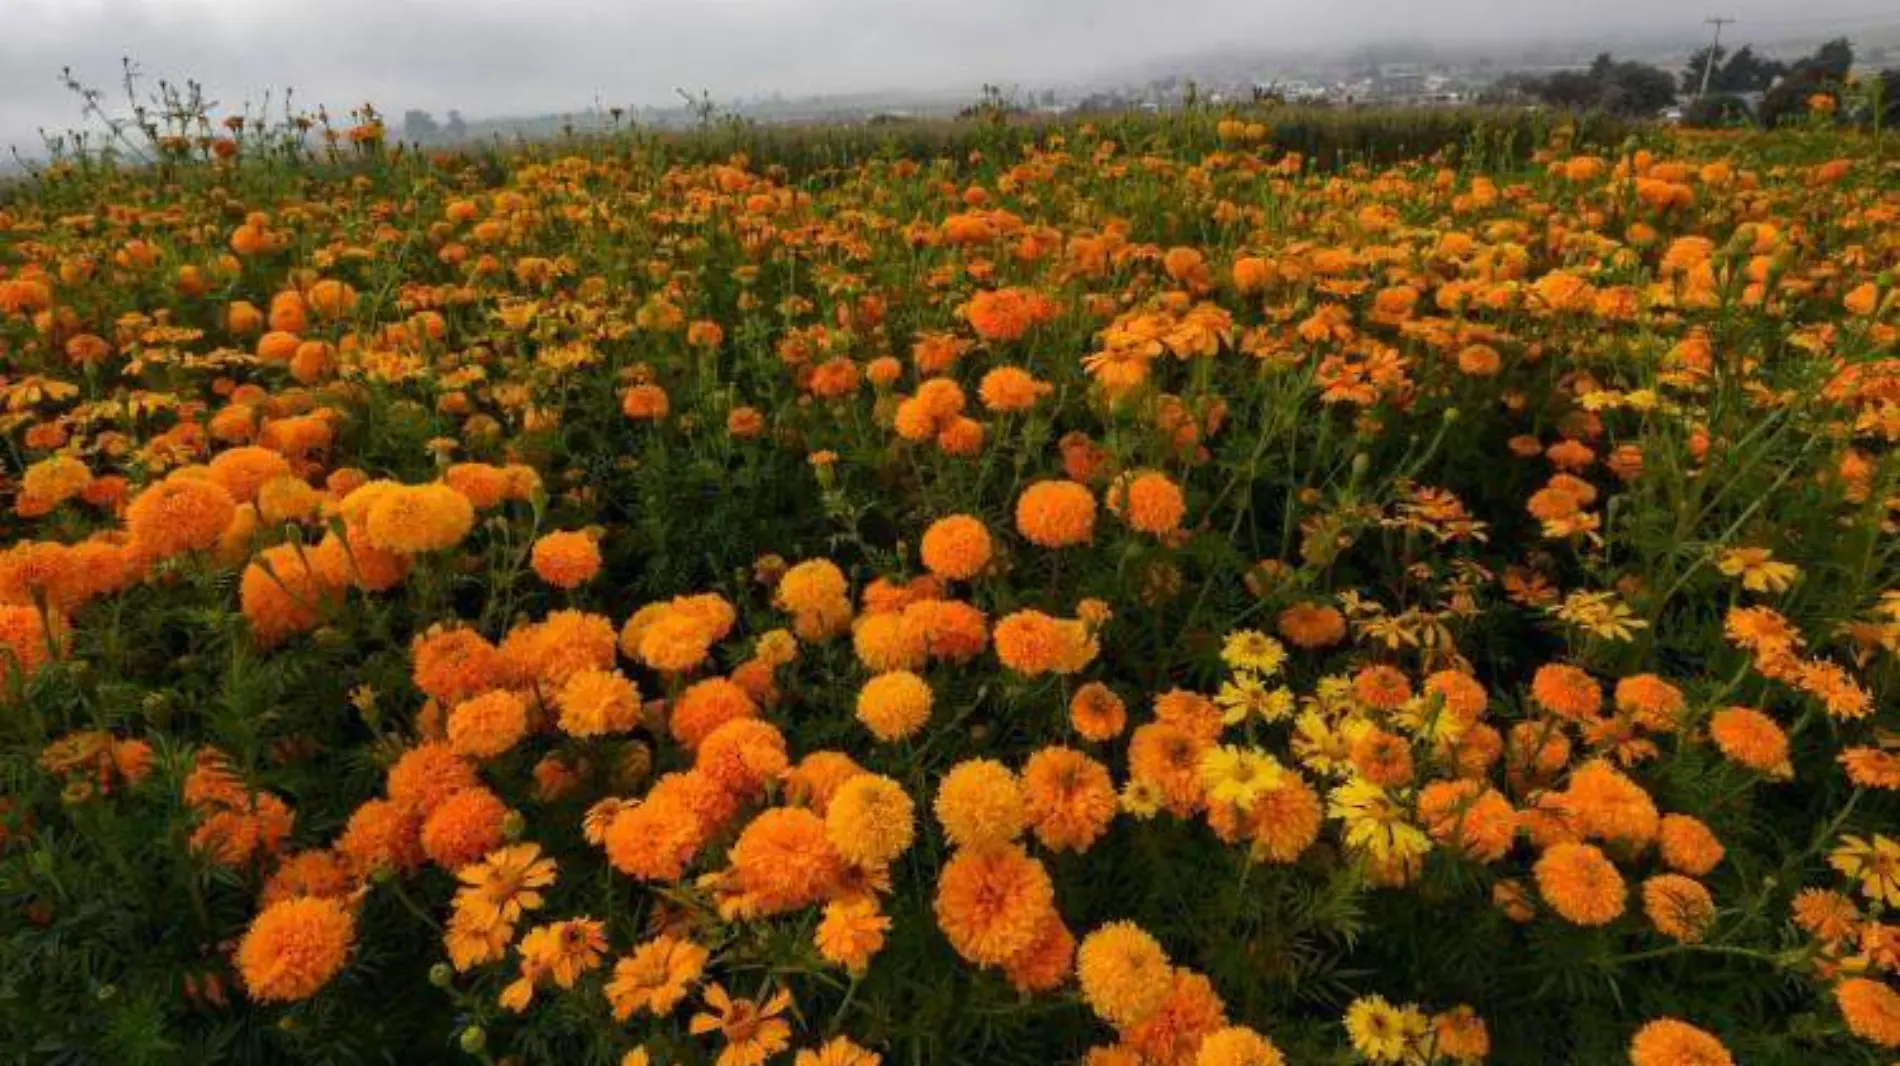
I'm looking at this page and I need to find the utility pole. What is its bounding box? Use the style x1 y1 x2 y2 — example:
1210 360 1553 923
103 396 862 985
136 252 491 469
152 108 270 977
1697 17 1736 98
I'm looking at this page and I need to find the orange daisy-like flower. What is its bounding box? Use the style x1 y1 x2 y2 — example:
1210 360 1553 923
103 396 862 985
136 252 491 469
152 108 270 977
606 934 709 1019
690 984 795 1066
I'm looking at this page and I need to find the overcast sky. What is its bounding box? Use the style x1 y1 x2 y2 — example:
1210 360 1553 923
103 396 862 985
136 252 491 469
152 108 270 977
2 0 1887 149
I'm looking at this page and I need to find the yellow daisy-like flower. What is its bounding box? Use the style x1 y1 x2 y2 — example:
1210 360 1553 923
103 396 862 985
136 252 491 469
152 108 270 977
1715 547 1799 595
1119 778 1163 820
1215 676 1295 725
1197 745 1286 812
1343 994 1427 1064
1220 630 1287 676
1829 834 1900 907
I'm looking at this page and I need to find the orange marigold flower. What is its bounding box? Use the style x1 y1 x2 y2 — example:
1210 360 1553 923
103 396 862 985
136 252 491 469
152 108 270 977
994 609 1093 677
825 773 916 868
621 383 670 421
966 287 1056 343
421 787 509 871
785 751 865 814
670 677 760 750
1070 682 1129 741
207 445 293 504
1532 663 1603 722
1615 674 1685 733
1277 601 1346 649
1792 888 1859 945
1109 471 1187 536
125 474 238 560
260 850 355 907
1000 910 1076 995
240 542 342 647
852 612 927 672
1077 920 1172 1027
1128 721 1210 817
900 598 990 662
936 759 1026 849
934 843 1056 966
1628 1018 1733 1066
1534 842 1626 926
1349 727 1415 787
558 669 642 738
1707 706 1791 778
1353 665 1413 712
357 482 474 557
1122 967 1227 1066
729 807 843 915
1565 759 1659 849
978 366 1051 412
856 670 932 742
447 690 529 760
1642 873 1714 943
1837 978 1900 1048
336 799 423 878
387 742 479 817
695 718 789 797
1195 1025 1286 1066
920 514 993 581
236 896 355 1003
444 462 513 509
1433 1007 1490 1063
412 626 505 706
1015 480 1097 548
1425 670 1489 725
1022 746 1118 853
815 896 889 974
1658 814 1725 876
604 777 717 882
1417 779 1516 862
530 530 602 589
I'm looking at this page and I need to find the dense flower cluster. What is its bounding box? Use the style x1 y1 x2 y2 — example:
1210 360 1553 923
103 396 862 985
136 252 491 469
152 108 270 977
0 104 1896 1066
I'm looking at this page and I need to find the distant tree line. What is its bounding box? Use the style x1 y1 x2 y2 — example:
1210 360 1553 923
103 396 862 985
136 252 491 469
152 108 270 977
400 109 468 144
1494 36 1896 128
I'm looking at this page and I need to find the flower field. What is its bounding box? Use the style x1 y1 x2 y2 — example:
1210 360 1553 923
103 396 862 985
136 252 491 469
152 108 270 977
1 110 1897 1065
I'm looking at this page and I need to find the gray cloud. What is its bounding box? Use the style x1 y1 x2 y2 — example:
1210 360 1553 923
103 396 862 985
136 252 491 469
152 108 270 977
3 0 1888 149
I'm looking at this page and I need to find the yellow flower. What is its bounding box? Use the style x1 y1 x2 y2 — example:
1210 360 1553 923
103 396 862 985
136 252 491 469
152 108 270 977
1197 745 1286 812
1343 995 1428 1064
1830 834 1900 907
1328 778 1431 866
1220 630 1286 676
1215 676 1294 725
1716 548 1799 595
